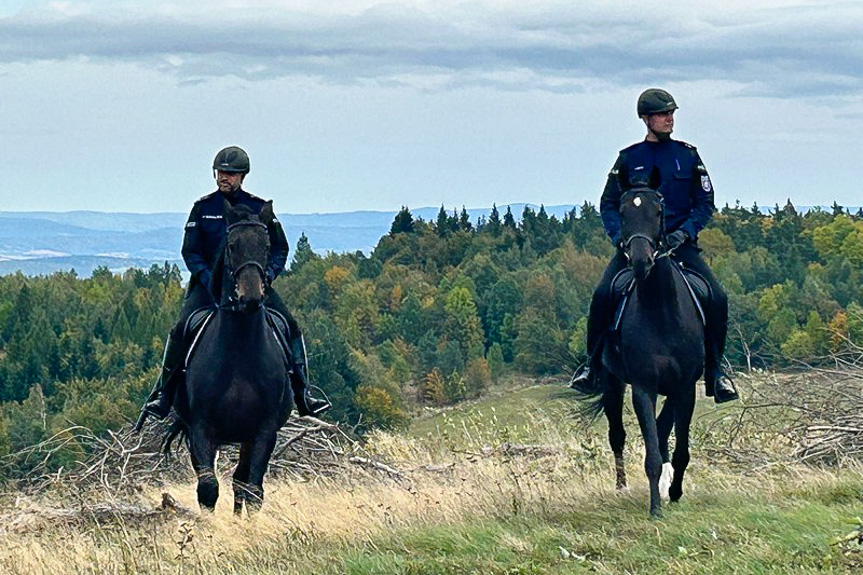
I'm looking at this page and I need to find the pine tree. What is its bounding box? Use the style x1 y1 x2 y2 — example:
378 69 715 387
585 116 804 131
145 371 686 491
291 232 318 273
389 206 415 235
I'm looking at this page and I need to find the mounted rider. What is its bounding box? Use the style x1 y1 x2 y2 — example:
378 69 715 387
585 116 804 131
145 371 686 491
571 89 739 403
138 146 330 425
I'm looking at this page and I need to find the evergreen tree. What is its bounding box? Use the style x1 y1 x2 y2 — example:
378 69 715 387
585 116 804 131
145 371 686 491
389 206 415 236
503 206 516 228
486 204 502 236
291 232 318 273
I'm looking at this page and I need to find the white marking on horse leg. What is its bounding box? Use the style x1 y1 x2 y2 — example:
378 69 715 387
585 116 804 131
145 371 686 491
659 462 674 500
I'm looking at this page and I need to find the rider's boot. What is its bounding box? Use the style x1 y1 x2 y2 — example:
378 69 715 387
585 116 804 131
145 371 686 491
705 332 738 403
706 370 739 404
142 336 185 419
290 336 331 417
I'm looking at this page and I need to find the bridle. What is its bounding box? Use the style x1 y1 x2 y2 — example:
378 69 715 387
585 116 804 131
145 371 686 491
619 188 675 263
225 219 269 282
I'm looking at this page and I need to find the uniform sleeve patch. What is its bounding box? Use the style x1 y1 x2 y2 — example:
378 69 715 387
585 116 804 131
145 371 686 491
701 175 712 192
185 221 197 228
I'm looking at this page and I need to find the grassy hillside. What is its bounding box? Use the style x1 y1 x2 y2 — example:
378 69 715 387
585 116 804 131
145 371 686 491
1 373 861 574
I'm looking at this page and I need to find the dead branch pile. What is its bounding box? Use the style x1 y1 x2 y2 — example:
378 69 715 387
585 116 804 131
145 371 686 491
699 360 863 468
787 363 863 466
0 415 399 500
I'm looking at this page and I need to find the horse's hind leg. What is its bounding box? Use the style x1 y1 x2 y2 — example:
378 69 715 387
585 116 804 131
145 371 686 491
602 376 627 490
232 443 253 516
244 428 279 514
656 398 675 500
631 386 662 517
657 398 674 463
669 388 696 502
189 427 219 512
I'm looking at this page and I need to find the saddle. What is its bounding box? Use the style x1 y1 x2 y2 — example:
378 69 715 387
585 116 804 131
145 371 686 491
182 306 293 368
610 261 709 333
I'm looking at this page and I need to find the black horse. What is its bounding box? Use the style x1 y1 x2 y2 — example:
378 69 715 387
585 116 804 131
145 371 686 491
168 200 293 514
572 171 705 517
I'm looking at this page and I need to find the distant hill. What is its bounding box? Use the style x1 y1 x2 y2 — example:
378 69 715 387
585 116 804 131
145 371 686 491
0 204 851 277
0 205 579 277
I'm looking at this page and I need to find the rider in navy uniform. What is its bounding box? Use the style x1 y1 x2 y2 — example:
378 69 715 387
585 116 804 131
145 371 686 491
571 89 739 403
140 146 330 422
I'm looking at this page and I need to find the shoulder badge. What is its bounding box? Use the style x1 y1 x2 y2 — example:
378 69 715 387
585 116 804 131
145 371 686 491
701 175 712 192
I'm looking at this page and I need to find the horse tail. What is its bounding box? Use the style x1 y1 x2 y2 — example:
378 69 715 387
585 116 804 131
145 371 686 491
161 418 189 459
568 369 607 422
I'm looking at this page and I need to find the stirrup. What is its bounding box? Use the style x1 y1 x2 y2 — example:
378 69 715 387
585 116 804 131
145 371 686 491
711 374 739 404
569 365 592 389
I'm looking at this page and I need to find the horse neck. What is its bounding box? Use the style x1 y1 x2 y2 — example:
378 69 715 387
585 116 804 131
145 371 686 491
214 307 269 349
634 256 681 309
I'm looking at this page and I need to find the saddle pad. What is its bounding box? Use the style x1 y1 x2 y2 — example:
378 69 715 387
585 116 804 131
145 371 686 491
609 265 708 333
182 307 292 369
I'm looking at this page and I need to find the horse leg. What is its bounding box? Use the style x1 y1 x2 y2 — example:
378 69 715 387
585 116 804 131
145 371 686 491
243 428 279 515
631 386 662 517
232 442 253 516
669 388 696 503
189 427 219 512
657 397 675 500
602 376 627 490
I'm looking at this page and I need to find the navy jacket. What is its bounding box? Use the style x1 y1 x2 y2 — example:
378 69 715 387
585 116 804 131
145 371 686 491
181 189 289 283
600 139 715 245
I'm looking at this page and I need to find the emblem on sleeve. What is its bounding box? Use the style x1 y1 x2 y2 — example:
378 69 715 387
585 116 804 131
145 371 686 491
701 175 712 192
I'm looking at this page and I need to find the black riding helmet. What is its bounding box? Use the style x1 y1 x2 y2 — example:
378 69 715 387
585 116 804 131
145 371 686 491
213 146 250 174
637 88 678 117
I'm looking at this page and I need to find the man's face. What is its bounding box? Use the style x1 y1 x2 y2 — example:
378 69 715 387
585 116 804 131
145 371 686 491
216 170 244 195
644 110 674 138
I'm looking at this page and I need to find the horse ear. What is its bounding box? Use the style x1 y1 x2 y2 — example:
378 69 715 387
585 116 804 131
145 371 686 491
649 166 661 190
259 201 275 225
223 198 241 226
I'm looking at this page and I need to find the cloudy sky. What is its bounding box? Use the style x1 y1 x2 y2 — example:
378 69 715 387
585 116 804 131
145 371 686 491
1 0 861 215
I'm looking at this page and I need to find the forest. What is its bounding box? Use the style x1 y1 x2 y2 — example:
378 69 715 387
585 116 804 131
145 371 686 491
0 199 862 480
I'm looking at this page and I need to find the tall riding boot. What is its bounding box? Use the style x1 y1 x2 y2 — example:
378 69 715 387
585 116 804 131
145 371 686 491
141 336 185 420
290 336 331 417
704 338 739 404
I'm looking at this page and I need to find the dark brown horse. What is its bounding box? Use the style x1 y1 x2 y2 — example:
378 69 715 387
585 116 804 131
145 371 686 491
167 201 293 514
572 171 704 517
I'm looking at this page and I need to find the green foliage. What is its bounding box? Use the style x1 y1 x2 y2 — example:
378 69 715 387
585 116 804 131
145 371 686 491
2 202 863 479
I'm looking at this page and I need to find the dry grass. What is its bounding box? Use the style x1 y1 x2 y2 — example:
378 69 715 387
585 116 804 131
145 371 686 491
0 372 860 574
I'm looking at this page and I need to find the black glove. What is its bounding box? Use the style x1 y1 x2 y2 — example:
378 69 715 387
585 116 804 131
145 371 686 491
666 229 689 250
611 234 623 249
265 268 277 286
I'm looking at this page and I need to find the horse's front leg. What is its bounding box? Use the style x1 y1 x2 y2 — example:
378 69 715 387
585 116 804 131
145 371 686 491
669 386 696 502
602 374 627 490
189 426 219 512
631 385 662 517
243 425 280 514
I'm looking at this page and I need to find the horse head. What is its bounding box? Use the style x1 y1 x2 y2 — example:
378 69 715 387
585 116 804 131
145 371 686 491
221 200 273 313
618 167 664 281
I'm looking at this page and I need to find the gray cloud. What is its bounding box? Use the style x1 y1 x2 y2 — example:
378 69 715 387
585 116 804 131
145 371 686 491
1 1 860 99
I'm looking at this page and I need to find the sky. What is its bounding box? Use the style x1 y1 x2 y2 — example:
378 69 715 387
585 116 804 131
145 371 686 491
1 0 861 215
